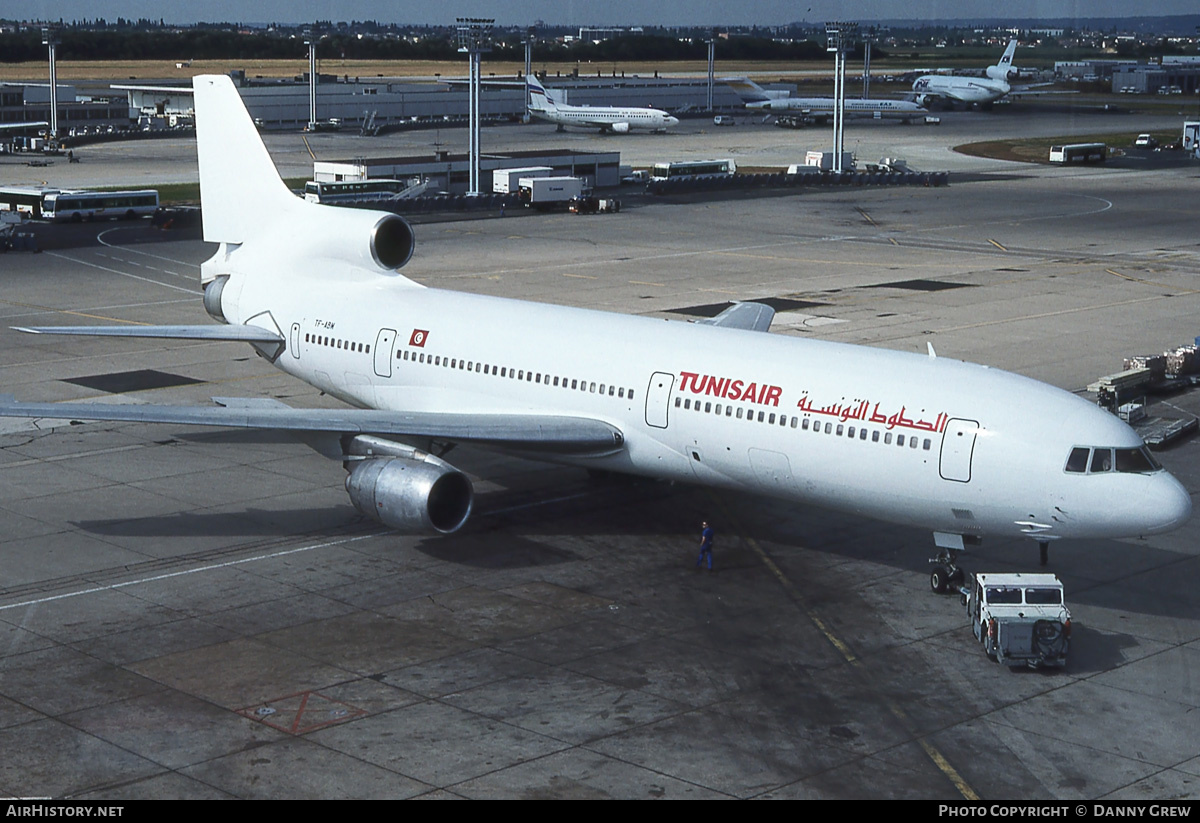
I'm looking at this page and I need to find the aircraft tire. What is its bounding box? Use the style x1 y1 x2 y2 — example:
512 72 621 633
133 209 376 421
930 566 949 594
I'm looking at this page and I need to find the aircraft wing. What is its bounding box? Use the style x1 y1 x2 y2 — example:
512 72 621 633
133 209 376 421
0 121 48 132
0 395 624 456
15 324 284 343
696 301 775 332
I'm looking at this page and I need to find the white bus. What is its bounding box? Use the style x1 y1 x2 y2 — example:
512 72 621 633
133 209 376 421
1048 143 1107 165
42 190 160 222
303 179 409 204
649 159 737 181
0 185 60 218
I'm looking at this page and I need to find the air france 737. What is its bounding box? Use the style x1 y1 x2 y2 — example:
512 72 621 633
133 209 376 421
0 75 1189 586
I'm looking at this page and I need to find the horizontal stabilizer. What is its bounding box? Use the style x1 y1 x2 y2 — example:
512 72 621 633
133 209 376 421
14 325 285 343
0 396 625 456
696 302 775 332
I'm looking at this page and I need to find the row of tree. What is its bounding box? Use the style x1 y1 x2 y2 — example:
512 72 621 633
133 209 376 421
0 29 840 63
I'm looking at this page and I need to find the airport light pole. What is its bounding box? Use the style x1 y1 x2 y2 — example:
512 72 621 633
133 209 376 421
457 18 494 196
825 22 858 173
706 30 716 112
523 26 536 118
304 28 318 131
41 26 59 142
862 28 875 99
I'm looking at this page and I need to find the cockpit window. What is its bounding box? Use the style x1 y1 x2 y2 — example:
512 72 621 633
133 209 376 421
1115 447 1159 474
1065 447 1089 473
1025 588 1062 605
1090 448 1113 474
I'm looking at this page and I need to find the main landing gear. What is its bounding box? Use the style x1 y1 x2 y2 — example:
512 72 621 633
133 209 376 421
929 548 965 594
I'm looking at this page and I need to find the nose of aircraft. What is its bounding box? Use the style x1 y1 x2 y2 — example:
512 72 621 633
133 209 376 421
667 116 679 126
1145 471 1193 535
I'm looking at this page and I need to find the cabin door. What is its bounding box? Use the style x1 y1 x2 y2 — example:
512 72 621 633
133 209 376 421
645 372 675 429
373 328 397 377
940 418 980 483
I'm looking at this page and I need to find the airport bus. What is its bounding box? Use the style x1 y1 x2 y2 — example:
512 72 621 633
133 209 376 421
0 185 60 219
1048 143 1107 165
649 159 737 181
303 179 409 204
42 190 160 222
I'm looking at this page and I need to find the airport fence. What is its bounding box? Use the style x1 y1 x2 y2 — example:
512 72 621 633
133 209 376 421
646 170 948 195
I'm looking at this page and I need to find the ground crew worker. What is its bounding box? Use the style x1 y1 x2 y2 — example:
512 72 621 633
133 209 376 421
696 521 714 570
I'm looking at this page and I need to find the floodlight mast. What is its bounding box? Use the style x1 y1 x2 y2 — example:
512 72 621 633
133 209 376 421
524 26 536 116
42 26 59 141
825 22 858 173
706 30 716 112
457 18 494 196
304 28 318 131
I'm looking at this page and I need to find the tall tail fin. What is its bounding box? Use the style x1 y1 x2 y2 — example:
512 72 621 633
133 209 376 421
193 74 298 245
723 77 771 104
986 40 1018 81
525 75 557 113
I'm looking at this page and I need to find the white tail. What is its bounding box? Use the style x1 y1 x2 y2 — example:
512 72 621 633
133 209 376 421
192 74 418 285
193 74 300 245
525 75 558 113
986 40 1018 81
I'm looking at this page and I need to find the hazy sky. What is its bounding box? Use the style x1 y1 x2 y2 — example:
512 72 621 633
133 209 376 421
11 1 1198 26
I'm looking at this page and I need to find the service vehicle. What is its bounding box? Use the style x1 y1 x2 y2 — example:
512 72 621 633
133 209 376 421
964 572 1071 669
1049 143 1107 164
1134 133 1158 149
517 176 585 209
569 196 620 214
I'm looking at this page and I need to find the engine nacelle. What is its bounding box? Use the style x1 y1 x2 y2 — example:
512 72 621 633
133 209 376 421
203 275 229 322
278 208 415 274
345 456 473 534
611 122 630 133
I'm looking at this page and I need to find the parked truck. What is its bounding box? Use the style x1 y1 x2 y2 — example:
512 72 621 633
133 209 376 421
964 572 1071 669
517 176 585 210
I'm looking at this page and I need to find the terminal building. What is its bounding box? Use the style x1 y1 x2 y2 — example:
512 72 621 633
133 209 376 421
0 82 130 133
313 148 621 194
118 71 754 131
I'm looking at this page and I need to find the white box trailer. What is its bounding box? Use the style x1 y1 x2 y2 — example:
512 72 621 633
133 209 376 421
802 150 855 171
1184 121 1200 158
518 176 585 208
493 166 554 194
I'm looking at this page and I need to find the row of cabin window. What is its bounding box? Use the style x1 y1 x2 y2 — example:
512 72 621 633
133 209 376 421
400 348 636 400
305 333 370 354
675 395 933 451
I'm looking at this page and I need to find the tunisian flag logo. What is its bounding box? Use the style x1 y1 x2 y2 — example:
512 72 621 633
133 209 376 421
409 329 429 347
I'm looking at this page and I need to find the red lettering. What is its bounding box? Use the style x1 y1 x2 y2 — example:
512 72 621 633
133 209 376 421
743 383 758 403
728 379 744 400
764 385 782 407
691 375 707 394
679 371 698 392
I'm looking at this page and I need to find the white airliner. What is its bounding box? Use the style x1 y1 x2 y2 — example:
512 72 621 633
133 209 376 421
0 75 1189 586
726 78 929 122
526 76 679 133
911 39 1018 108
